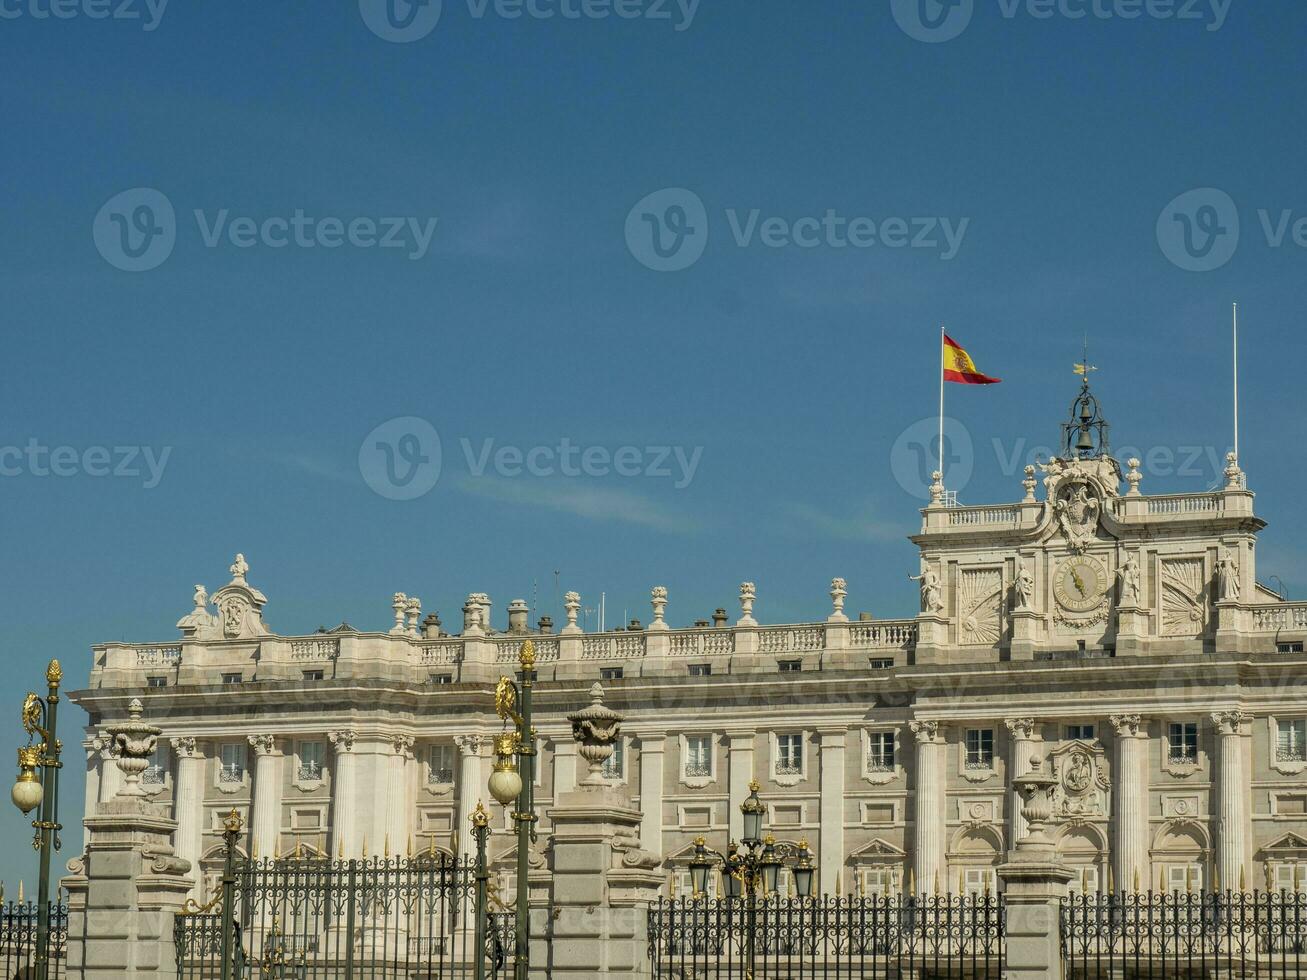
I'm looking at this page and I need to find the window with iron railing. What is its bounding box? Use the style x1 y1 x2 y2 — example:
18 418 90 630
684 735 712 778
866 731 895 772
428 744 455 785
965 729 994 768
142 765 165 786
1168 722 1199 763
776 733 803 775
219 743 245 783
602 740 625 780
1278 720 1307 763
297 741 325 781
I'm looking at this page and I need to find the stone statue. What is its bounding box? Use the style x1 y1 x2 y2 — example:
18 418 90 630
229 553 250 584
1014 560 1034 611
909 566 943 614
176 584 220 639
1216 550 1241 601
1117 554 1141 606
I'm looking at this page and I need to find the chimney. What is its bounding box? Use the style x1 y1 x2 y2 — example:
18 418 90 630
859 612 873 622
712 608 729 628
423 612 443 638
538 615 554 635
628 618 643 632
507 599 530 635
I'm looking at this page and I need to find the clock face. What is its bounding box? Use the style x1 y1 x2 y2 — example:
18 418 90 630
1054 556 1108 612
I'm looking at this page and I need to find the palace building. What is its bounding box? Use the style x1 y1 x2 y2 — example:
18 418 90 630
69 381 1307 904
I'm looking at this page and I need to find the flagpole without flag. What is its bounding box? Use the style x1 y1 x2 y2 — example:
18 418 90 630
938 324 945 486
1232 302 1239 463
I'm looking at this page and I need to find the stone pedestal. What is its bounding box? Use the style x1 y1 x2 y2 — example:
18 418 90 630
997 851 1075 980
544 785 664 980
1214 600 1245 653
1009 610 1044 661
63 798 195 980
1115 604 1146 657
912 614 949 663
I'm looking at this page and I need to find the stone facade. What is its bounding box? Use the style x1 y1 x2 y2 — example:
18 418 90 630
68 389 1307 903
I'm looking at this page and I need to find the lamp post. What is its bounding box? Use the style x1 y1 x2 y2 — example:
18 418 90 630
688 780 816 976
487 639 537 980
9 659 63 980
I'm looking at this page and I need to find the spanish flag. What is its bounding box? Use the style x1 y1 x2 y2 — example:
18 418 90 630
943 334 1001 385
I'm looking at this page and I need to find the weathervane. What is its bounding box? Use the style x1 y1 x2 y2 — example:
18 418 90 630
1072 336 1097 384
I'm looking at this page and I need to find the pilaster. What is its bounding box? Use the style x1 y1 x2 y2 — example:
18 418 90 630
726 730 756 842
817 726 847 895
248 734 283 858
328 729 358 857
908 719 946 893
171 737 205 897
1109 714 1150 891
1211 709 1252 889
1004 718 1038 844
636 732 666 856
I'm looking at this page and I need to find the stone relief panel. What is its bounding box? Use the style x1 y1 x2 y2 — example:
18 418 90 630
959 568 1002 646
1049 740 1109 820
1161 558 1207 636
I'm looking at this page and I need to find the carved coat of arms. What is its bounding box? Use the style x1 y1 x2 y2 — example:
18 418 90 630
1055 483 1101 554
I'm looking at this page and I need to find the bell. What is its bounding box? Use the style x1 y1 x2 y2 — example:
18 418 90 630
1075 428 1095 453
1079 397 1094 422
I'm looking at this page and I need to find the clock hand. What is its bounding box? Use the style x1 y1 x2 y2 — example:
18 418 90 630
1070 569 1086 596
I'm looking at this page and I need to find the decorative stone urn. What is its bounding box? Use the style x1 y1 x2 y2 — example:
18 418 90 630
1011 754 1058 854
567 683 622 787
103 698 162 798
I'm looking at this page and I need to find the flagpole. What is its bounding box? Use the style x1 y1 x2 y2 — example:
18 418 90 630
938 324 945 486
1232 302 1239 463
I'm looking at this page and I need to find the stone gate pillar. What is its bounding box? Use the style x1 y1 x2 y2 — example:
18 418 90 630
541 683 664 979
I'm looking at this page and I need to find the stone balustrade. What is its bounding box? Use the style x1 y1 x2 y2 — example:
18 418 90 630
1250 602 1307 632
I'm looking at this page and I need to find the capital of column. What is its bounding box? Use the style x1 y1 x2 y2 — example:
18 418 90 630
92 731 115 761
328 729 358 753
391 734 416 758
1109 713 1147 738
907 719 944 744
633 732 667 752
454 733 488 756
173 736 201 759
1004 717 1037 740
248 734 281 756
1210 709 1252 736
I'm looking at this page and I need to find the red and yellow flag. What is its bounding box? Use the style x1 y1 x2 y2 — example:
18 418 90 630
943 334 1001 385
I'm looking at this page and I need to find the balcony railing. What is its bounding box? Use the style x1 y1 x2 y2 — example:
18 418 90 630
668 630 734 657
218 764 243 785
142 765 165 786
296 763 323 781
947 505 1020 527
136 646 181 667
757 626 824 653
1251 602 1307 632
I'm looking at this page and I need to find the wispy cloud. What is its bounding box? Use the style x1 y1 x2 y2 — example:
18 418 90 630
267 450 357 485
780 500 902 543
453 475 697 532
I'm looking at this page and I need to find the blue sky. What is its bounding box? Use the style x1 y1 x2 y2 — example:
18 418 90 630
1 0 1304 890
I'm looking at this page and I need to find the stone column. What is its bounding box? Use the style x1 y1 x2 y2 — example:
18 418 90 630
95 732 122 802
172 737 205 897
1211 710 1251 890
637 732 666 856
84 741 102 825
328 730 359 857
248 734 283 858
553 734 578 797
1108 714 1150 891
1005 718 1038 847
909 719 946 894
387 735 415 855
455 734 488 855
726 730 755 842
817 726 848 895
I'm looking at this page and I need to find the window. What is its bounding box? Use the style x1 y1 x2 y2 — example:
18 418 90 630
776 733 803 775
962 867 996 898
428 673 453 684
1278 642 1305 654
674 869 718 899
965 729 995 769
688 663 711 677
868 658 894 670
1278 720 1307 763
867 731 895 772
602 740 624 780
601 667 624 681
1066 725 1095 741
142 746 165 786
778 660 802 672
684 735 712 778
860 867 898 897
219 743 245 783
297 741 324 781
1067 866 1100 896
147 676 167 688
1272 864 1305 893
1166 864 1203 892
1168 722 1199 763
221 673 242 685
302 669 324 682
427 744 455 785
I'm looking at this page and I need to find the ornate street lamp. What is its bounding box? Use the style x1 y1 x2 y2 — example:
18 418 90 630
688 781 816 901
490 639 538 980
9 660 63 980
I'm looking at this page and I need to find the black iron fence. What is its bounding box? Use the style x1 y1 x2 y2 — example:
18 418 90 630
176 853 514 979
0 900 68 979
648 894 1005 979
1062 890 1307 980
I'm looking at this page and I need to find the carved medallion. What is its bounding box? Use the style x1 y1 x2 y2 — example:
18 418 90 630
1054 482 1101 554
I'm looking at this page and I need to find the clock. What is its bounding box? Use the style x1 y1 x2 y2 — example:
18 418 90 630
1053 556 1108 613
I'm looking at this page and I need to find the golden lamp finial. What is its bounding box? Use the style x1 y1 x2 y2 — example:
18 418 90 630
519 638 536 671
